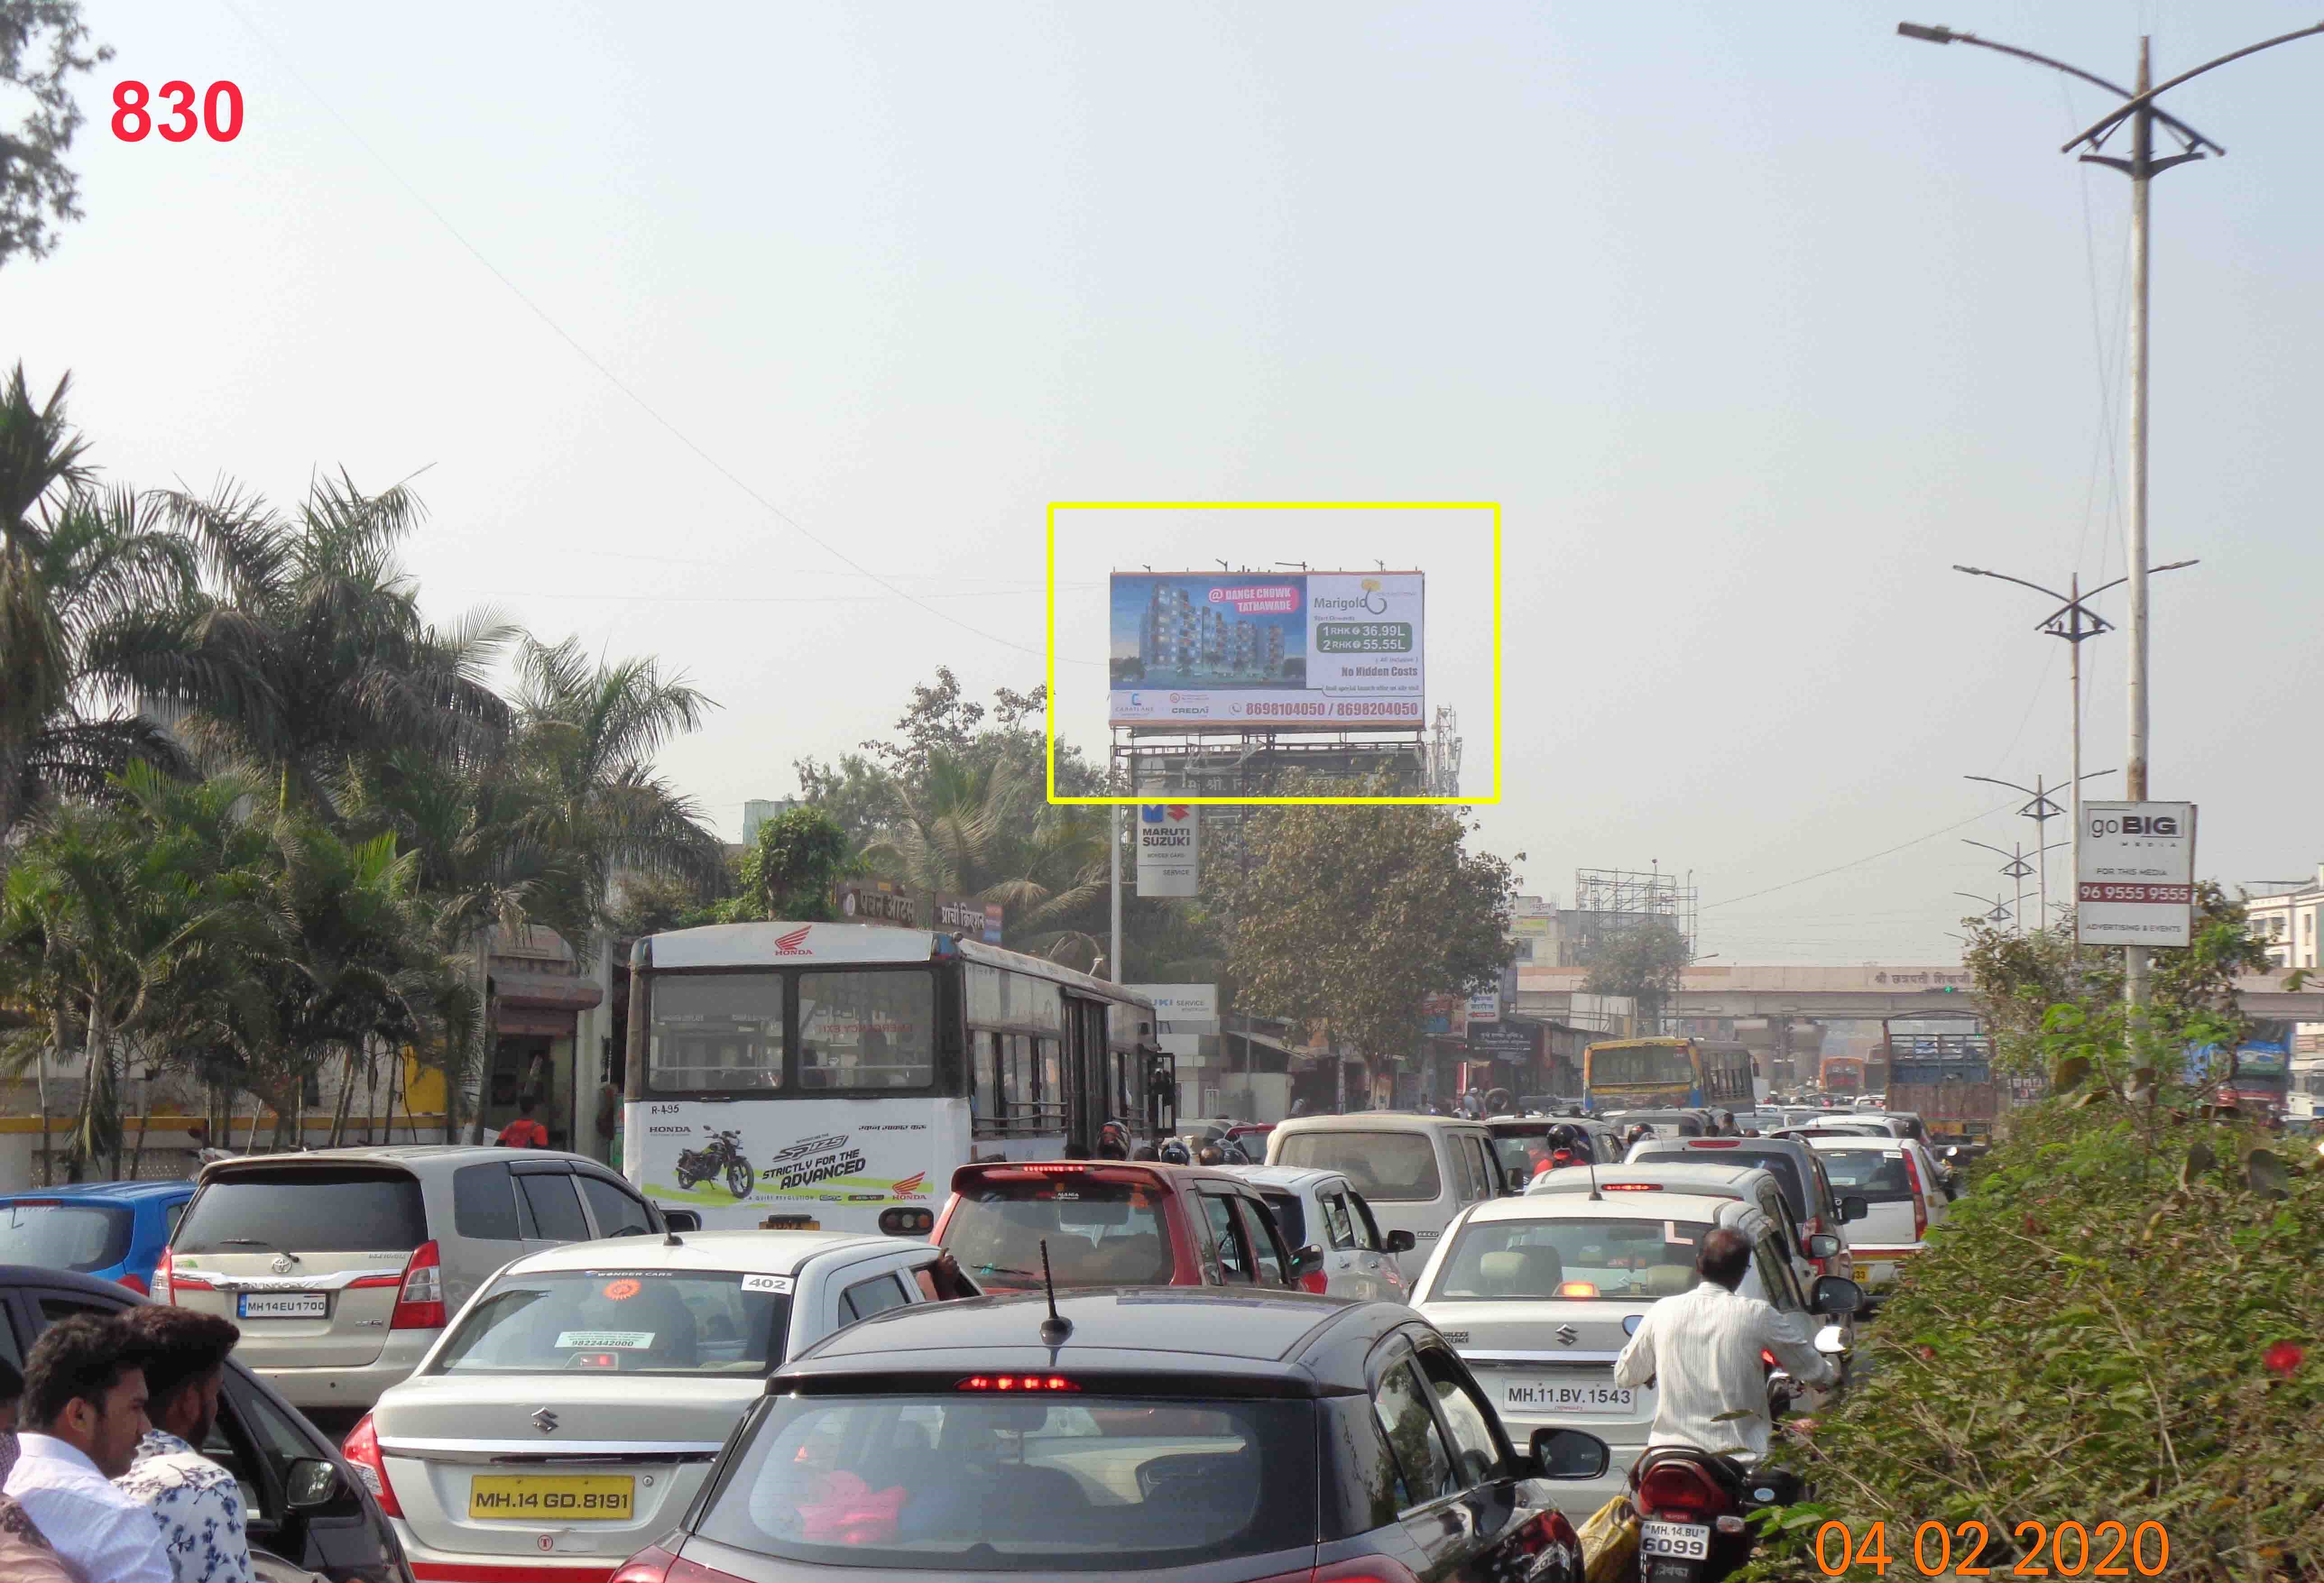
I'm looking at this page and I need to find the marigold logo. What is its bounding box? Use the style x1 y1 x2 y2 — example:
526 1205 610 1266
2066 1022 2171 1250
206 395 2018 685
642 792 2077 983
892 1171 928 1200
773 925 812 956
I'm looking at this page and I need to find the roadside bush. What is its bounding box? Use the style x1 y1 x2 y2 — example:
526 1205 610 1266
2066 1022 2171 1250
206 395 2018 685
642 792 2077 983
1743 1091 2322 1580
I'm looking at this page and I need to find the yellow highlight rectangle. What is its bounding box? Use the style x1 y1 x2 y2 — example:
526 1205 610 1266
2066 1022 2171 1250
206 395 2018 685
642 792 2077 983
1045 502 1501 805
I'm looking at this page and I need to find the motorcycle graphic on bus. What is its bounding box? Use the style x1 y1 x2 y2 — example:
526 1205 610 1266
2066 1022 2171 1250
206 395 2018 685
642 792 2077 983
673 1127 756 1199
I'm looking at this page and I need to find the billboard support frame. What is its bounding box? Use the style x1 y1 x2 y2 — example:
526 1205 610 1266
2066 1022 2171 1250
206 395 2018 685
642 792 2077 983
1046 502 1502 805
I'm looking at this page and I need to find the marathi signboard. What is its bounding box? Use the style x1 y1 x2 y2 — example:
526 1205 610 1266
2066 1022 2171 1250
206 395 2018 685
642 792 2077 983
1135 803 1199 896
1467 1020 1544 1062
1466 989 1501 1023
2076 801 2197 948
1108 571 1425 729
834 880 1001 944
1421 993 1469 1038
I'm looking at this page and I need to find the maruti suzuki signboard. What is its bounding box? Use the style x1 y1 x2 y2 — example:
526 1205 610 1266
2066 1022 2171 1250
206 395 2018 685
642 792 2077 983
1108 570 1425 728
2076 801 2197 948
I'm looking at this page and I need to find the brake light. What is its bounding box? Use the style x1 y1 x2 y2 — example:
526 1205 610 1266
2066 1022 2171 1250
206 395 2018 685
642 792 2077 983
1557 1280 1600 1298
957 1375 1079 1391
1900 1152 1928 1240
1603 1183 1662 1191
1017 1163 1093 1174
1760 1348 1779 1370
152 1247 211 1302
1688 1139 1741 1148
608 1546 756 1583
388 1241 445 1330
340 1413 401 1517
1638 1459 1731 1523
115 1272 149 1296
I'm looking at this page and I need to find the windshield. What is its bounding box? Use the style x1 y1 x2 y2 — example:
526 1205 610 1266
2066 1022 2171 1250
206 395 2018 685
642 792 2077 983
1431 1216 1715 1302
1589 1046 1694 1087
696 1393 1315 1570
649 971 786 1092
1815 1149 1916 1202
1649 1150 1805 1219
1274 1131 1440 1201
432 1268 790 1376
800 970 936 1091
175 1168 425 1255
940 1174 1176 1288
0 1203 131 1273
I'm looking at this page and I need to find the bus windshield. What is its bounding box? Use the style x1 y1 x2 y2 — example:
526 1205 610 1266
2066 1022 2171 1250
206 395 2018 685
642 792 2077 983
646 967 936 1094
1590 1045 1694 1087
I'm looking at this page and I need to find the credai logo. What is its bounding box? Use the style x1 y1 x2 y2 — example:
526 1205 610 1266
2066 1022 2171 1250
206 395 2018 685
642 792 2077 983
2091 814 2181 838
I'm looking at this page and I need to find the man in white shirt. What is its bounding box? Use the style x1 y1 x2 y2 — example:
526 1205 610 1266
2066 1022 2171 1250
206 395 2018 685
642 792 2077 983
114 1307 254 1583
1610 1227 1835 1463
2 1315 172 1583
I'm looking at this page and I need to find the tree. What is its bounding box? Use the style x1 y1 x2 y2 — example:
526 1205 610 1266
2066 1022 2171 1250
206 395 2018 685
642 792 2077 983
0 1 111 267
727 805 853 923
1218 783 1517 1099
1579 918 1692 1030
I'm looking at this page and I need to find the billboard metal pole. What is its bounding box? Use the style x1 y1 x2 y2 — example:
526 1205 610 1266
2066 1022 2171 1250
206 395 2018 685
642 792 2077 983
1109 804 1123 983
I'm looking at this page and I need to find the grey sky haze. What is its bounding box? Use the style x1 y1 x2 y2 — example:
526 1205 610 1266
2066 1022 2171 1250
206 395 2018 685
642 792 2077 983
7 1 2320 962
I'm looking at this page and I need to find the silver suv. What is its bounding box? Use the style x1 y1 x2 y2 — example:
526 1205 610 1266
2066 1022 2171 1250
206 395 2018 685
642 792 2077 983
157 1145 683 1413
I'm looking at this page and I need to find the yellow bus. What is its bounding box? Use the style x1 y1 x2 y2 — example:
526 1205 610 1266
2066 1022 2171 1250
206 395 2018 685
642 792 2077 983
1582 1037 1755 1116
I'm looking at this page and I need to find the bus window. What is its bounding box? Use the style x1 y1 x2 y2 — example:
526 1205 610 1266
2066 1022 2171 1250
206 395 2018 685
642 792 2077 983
974 1031 1005 1129
799 970 935 1090
1038 1037 1063 1121
1006 1035 1034 1128
649 974 785 1092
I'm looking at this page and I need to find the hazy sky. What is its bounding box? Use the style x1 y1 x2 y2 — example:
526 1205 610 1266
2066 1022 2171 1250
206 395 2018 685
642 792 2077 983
9 1 2320 964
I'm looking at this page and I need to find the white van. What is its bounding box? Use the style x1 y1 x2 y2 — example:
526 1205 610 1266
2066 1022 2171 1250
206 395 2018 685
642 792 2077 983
1265 1113 1507 1281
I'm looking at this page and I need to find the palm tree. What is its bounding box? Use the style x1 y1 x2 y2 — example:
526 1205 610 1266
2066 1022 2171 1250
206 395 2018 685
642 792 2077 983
104 472 516 822
0 368 197 844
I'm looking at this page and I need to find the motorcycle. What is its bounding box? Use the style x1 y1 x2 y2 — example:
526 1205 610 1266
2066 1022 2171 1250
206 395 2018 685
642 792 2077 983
675 1128 756 1199
1633 1325 1849 1582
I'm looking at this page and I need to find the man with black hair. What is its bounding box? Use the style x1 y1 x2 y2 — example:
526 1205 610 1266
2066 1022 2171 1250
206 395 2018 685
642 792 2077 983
114 1308 252 1583
1610 1226 1835 1463
3 1315 172 1583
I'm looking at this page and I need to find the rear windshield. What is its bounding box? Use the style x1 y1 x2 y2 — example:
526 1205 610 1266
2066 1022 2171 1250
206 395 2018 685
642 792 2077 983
1275 1131 1441 1202
1665 1150 1806 1219
0 1203 132 1273
941 1174 1176 1289
1431 1217 1715 1302
1259 1191 1304 1249
432 1269 788 1377
175 1167 427 1255
1815 1150 1916 1203
699 1393 1316 1571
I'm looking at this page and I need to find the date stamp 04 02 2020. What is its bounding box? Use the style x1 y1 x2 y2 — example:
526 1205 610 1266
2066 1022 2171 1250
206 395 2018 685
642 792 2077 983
1809 1520 2172 1578
111 81 243 143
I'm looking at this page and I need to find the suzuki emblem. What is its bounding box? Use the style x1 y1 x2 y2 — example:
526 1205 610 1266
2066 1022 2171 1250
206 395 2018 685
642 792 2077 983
1555 1325 1578 1347
532 1409 559 1435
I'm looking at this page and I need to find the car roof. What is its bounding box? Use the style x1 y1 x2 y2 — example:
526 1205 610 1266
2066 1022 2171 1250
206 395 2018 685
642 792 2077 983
1800 1134 1906 1152
196 1145 602 1179
1269 1113 1485 1134
1600 1109 1708 1123
1218 1165 1346 1193
1529 1164 1777 1200
1630 1136 1812 1158
1463 1189 1746 1225
0 1180 194 1205
779 1288 1406 1394
502 1229 896 1278
949 1160 1253 1192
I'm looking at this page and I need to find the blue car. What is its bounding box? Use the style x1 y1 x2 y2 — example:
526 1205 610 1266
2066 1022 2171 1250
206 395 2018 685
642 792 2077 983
0 1179 196 1295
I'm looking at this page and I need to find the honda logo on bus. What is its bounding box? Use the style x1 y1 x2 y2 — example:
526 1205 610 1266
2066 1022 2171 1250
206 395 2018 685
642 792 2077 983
771 926 812 955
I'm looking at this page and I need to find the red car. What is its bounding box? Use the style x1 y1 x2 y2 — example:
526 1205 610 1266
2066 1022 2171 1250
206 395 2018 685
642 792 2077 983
930 1160 1323 1292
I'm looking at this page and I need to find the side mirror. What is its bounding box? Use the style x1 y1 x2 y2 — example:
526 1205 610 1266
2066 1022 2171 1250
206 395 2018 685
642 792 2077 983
1811 1275 1864 1316
1384 1229 1417 1254
1945 1146 1962 1159
1504 1166 1530 1194
1803 1232 1840 1260
1529 1427 1611 1480
1290 1244 1326 1279
660 1208 703 1233
878 1206 936 1237
1814 1323 1849 1356
286 1457 342 1511
1840 1195 1869 1223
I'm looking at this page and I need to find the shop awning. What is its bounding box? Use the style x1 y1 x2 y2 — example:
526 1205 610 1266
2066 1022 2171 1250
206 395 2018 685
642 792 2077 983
493 968 604 1012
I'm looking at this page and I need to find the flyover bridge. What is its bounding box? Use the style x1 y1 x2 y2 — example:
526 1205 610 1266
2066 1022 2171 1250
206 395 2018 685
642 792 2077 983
1516 964 2324 1022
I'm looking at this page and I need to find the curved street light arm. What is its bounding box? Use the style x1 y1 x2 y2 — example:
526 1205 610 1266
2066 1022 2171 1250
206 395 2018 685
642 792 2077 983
2072 557 2202 604
1953 563 2069 603
1897 25 2217 152
1964 773 2036 797
2062 21 2324 154
1962 839 2018 859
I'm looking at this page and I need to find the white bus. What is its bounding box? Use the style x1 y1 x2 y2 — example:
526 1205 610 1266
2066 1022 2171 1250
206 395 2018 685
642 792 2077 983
622 920 1172 1231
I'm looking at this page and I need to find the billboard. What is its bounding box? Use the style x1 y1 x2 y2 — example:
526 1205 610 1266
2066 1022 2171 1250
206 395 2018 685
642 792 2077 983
2076 801 2196 948
1108 571 1425 729
1135 803 1199 896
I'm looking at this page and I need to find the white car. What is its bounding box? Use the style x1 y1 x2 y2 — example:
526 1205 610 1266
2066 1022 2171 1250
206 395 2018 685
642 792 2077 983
1800 1134 1949 1298
1217 1164 1411 1302
1413 1190 1858 1523
343 1229 973 1583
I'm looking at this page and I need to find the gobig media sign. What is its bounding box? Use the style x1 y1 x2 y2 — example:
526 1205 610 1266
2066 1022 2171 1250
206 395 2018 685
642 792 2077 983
1108 571 1425 727
2076 801 2197 949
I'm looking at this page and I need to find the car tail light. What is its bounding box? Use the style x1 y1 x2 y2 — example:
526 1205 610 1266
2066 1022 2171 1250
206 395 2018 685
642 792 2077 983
1603 1183 1662 1192
1300 1268 1329 1295
115 1272 149 1296
1558 1280 1600 1298
1688 1139 1740 1148
1899 1152 1928 1240
340 1413 401 1517
152 1247 210 1303
609 1546 756 1583
388 1241 445 1330
1638 1459 1731 1523
957 1375 1079 1391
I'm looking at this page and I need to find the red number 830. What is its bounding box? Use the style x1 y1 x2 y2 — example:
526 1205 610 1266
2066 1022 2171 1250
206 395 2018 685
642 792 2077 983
112 80 243 143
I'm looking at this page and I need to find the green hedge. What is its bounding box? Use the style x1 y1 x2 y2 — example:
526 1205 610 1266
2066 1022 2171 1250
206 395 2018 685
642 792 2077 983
1742 1097 2322 1580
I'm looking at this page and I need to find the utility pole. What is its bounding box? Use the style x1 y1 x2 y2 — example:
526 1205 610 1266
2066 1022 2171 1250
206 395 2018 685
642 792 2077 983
1905 15 2324 1017
1109 804 1123 983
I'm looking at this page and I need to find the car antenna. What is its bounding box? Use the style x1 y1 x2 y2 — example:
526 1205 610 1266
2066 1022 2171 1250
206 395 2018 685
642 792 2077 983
1037 1238 1072 1345
1586 1153 1603 1203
